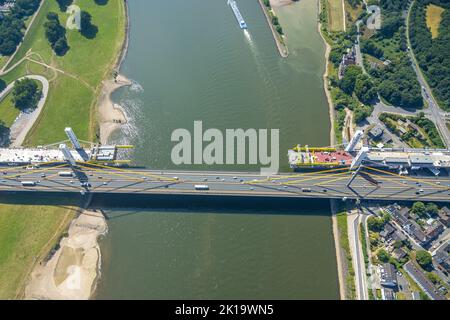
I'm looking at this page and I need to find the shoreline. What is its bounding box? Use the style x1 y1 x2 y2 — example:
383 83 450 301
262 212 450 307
258 0 289 58
97 74 132 144
24 210 107 300
97 0 131 144
22 0 131 300
317 0 346 300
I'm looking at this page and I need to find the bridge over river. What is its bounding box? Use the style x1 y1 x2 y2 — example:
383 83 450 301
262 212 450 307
1 162 449 203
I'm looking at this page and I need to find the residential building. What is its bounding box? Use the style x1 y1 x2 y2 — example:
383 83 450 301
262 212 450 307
425 222 444 241
404 261 446 300
434 242 450 273
438 207 450 228
393 248 407 260
380 263 398 288
380 222 396 240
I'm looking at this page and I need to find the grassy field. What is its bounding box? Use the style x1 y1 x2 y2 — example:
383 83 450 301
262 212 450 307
0 93 20 127
0 56 8 70
0 0 126 299
4 0 126 145
327 0 345 32
426 4 445 39
0 196 80 299
0 80 43 131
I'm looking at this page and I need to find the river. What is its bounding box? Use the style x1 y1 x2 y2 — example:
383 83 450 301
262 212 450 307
94 0 339 299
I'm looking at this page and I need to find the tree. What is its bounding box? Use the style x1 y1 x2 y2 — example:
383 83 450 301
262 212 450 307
0 78 6 92
411 202 426 218
380 15 402 38
425 203 439 217
12 78 41 110
367 216 385 232
340 65 363 94
416 250 432 270
44 12 69 56
377 249 390 263
0 0 40 55
354 74 377 104
80 11 98 39
409 1 450 110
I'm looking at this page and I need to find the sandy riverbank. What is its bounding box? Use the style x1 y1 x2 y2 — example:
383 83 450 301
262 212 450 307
97 74 132 144
270 0 294 7
97 0 131 145
24 210 107 300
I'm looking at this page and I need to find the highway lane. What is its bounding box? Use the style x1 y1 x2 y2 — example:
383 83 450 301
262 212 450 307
1 165 450 202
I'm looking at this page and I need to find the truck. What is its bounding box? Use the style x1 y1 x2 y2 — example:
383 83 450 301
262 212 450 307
58 171 74 177
194 185 210 191
21 181 36 187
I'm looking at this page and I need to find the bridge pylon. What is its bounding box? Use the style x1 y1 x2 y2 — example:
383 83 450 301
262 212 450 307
59 144 76 166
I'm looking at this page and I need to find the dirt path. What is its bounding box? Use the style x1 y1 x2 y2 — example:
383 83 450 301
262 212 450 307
26 58 95 92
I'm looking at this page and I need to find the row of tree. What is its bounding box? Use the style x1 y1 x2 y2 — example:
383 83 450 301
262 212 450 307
44 12 69 56
409 0 450 111
0 0 41 56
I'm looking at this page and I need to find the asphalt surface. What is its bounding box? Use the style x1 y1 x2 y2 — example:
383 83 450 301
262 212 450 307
1 164 449 202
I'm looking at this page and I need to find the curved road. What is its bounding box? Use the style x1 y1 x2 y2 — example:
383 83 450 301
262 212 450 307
0 75 49 147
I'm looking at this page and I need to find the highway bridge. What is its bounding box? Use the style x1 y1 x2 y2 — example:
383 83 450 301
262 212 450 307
1 162 449 203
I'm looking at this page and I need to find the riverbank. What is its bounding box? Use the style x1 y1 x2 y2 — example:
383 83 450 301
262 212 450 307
98 74 131 144
24 210 107 300
258 0 289 58
318 0 346 300
0 0 130 299
97 0 131 144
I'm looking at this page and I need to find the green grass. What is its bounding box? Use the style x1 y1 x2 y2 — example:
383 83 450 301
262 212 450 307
0 196 79 299
5 0 126 145
0 93 20 127
337 211 356 300
0 56 9 70
0 80 43 128
0 0 126 299
327 0 345 32
360 223 369 266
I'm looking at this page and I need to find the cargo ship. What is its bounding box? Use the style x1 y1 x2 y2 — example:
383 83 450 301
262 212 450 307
288 130 450 175
228 0 248 29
